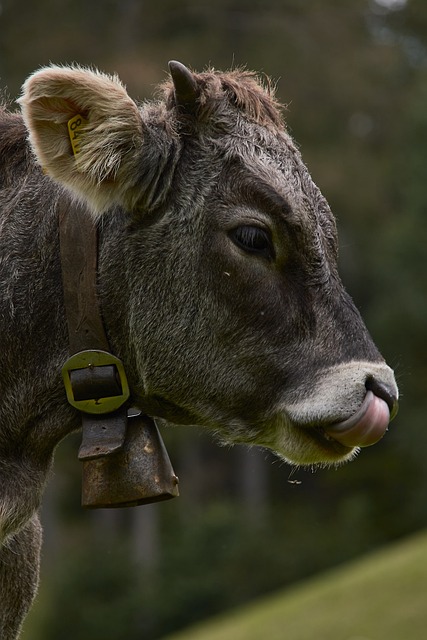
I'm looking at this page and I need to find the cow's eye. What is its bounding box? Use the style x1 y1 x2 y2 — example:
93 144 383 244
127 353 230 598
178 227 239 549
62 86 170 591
229 225 275 260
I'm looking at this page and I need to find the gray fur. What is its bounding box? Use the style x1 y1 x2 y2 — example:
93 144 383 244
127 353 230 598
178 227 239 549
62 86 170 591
0 64 397 637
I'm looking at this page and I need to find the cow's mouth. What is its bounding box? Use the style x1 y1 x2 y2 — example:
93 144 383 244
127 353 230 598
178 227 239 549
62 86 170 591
318 390 396 449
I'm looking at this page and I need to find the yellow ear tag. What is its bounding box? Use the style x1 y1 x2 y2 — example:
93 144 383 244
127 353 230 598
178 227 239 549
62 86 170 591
68 114 88 157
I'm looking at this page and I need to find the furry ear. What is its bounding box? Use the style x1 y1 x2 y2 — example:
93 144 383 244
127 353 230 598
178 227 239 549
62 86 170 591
19 65 177 216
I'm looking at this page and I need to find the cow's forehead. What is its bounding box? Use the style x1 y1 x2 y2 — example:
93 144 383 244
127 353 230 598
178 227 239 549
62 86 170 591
213 121 323 218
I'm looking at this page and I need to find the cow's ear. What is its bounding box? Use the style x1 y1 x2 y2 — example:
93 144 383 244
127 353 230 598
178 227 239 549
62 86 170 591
19 66 175 216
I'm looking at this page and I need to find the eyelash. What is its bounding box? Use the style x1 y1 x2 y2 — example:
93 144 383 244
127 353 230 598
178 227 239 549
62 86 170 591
229 225 275 261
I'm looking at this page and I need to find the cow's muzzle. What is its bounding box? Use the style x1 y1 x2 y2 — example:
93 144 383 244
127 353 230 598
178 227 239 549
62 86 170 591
322 377 398 449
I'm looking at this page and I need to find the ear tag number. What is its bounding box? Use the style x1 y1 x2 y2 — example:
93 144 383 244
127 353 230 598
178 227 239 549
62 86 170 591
68 114 88 157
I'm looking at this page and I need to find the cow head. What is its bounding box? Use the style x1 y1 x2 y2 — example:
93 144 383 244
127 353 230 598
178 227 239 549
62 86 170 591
19 61 398 467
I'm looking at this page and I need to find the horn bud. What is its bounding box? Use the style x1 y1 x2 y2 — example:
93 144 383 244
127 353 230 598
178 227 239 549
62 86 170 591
168 60 199 110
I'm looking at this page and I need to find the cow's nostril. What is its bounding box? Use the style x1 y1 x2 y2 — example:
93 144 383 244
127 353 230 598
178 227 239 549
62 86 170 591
365 376 399 420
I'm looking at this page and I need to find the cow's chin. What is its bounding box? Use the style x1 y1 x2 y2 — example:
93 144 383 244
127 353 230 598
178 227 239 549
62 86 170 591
236 416 360 467
267 416 360 467
214 414 359 468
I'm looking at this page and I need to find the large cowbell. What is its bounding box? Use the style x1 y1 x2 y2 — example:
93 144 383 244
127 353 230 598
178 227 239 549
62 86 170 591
79 410 179 508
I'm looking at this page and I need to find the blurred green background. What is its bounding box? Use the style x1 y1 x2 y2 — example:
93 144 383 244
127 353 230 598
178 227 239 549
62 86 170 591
1 0 426 638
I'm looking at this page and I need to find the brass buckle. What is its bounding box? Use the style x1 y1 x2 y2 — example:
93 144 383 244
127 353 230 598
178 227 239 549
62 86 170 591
62 350 130 414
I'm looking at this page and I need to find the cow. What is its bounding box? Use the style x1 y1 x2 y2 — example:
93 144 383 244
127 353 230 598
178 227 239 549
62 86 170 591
0 61 398 639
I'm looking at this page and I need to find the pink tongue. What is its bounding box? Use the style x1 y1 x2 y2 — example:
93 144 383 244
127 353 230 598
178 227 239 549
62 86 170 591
324 391 390 448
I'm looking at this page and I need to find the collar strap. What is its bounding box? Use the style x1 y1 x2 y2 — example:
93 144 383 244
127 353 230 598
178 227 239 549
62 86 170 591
59 199 110 354
59 199 129 459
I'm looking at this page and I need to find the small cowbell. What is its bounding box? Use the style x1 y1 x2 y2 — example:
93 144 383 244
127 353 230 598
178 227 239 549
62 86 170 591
80 412 179 508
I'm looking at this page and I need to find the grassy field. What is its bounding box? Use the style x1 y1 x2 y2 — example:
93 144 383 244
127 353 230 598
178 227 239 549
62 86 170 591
163 530 427 640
